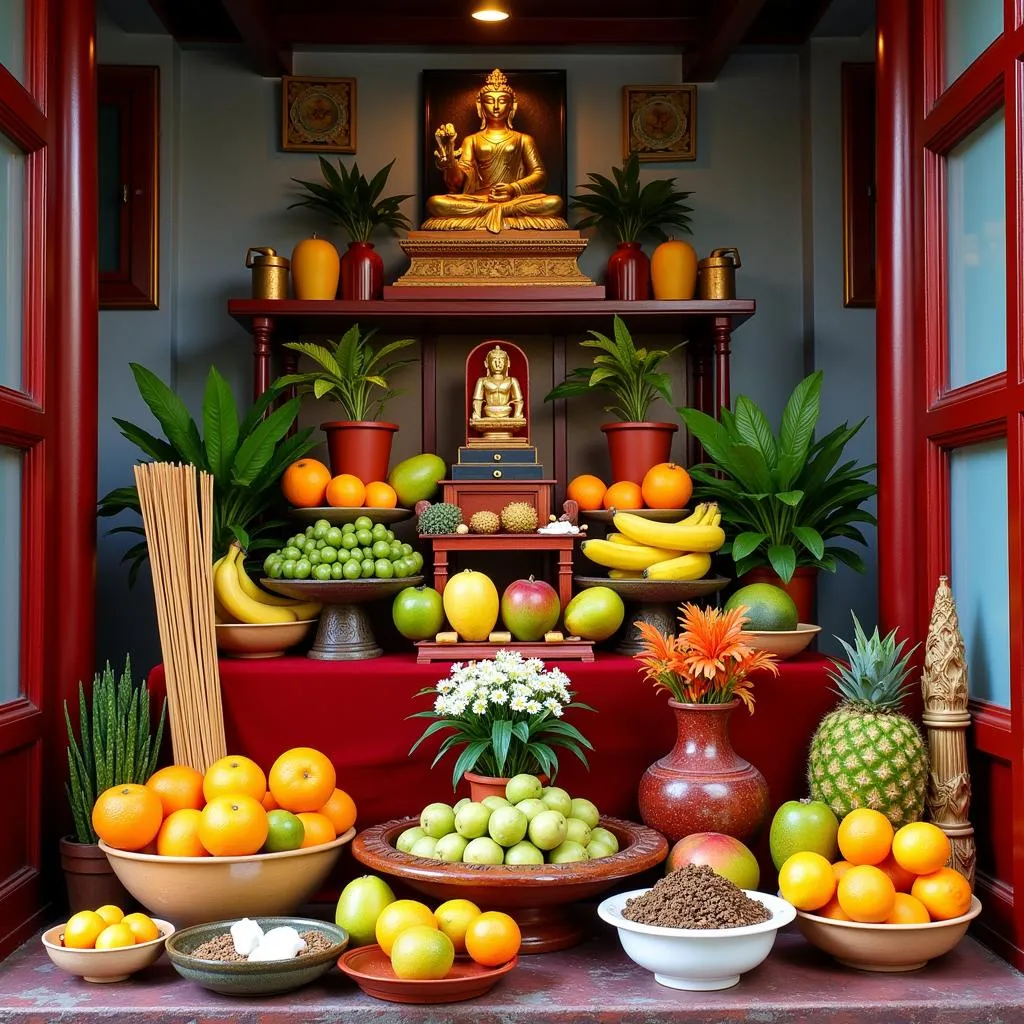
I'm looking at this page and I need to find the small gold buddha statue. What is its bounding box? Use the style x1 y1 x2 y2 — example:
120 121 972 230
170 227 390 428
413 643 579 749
469 344 528 444
424 68 569 234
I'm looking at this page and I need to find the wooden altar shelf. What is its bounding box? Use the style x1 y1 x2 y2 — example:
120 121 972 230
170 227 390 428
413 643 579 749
415 637 595 664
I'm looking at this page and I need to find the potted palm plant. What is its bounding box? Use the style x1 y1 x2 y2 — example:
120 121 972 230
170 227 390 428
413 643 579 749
277 323 417 484
62 657 166 912
544 315 683 483
289 156 413 300
570 151 693 300
678 371 877 621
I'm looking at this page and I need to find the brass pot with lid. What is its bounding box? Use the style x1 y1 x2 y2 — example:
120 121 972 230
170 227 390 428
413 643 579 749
245 247 290 300
698 247 741 300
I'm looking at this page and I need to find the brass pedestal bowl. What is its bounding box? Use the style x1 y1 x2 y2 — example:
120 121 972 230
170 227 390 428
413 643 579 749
352 816 667 954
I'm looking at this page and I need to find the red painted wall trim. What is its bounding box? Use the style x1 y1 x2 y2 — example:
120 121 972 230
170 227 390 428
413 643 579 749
971 700 1013 762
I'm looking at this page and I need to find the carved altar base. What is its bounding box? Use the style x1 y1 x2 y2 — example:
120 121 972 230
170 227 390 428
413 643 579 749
384 230 604 298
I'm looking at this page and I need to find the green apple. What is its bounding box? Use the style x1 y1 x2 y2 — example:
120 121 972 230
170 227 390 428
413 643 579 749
564 817 592 847
487 806 528 847
482 795 511 811
528 809 567 851
505 773 543 804
396 826 427 853
570 797 600 829
504 840 545 865
588 827 619 854
455 802 491 839
263 809 305 853
463 836 504 864
392 585 445 641
548 840 589 864
410 835 440 859
540 786 572 816
769 798 840 871
435 833 469 862
514 798 547 822
420 802 456 839
335 875 396 946
453 797 471 813
586 838 617 861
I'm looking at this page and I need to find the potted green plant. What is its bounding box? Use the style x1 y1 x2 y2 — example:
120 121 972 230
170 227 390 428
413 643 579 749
97 363 315 581
544 314 683 483
289 156 413 300
61 657 166 912
678 370 877 621
570 151 694 300
277 323 417 484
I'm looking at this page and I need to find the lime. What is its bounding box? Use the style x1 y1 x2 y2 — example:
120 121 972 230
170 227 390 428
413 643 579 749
724 583 799 631
325 527 344 548
356 529 373 547
314 563 333 581
331 562 345 580
354 515 373 532
264 809 305 852
390 925 454 980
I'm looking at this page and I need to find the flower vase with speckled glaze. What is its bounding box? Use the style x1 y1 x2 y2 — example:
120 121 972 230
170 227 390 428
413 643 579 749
638 699 769 844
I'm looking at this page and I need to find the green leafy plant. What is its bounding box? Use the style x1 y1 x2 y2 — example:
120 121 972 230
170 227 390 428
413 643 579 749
289 157 413 243
277 323 417 422
543 314 682 422
570 151 693 244
97 364 316 582
678 371 877 582
64 657 166 844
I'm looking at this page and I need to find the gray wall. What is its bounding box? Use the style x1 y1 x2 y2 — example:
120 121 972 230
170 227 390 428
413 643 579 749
95 23 877 672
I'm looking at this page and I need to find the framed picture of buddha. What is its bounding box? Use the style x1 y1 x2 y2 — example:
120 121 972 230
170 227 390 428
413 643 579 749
420 68 567 229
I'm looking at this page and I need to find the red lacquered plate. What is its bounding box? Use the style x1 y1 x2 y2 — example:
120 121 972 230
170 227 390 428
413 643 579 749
337 945 518 1004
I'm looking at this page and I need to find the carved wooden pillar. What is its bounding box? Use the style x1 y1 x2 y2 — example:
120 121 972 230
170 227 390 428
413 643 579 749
712 316 732 413
252 316 273 400
920 575 976 888
689 333 712 465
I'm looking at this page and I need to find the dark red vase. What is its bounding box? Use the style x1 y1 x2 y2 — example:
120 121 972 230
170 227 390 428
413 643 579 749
341 241 384 300
638 699 769 844
606 242 651 300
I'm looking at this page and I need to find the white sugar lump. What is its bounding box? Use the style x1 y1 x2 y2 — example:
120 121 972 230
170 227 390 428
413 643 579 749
230 918 264 956
247 926 307 962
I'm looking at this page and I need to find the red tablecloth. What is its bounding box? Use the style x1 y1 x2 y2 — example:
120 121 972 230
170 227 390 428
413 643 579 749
149 652 835 880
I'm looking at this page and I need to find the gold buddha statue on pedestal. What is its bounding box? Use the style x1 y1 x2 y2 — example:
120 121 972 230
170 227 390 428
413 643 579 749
424 68 568 234
469 344 528 444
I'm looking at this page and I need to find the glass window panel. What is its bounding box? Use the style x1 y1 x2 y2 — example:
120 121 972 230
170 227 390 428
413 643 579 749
98 104 122 274
949 439 1009 706
0 0 26 87
0 447 21 704
0 132 24 392
944 0 1001 86
946 112 1005 391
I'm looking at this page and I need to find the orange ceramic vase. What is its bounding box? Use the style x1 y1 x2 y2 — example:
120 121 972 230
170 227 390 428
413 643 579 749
651 238 698 299
291 235 341 300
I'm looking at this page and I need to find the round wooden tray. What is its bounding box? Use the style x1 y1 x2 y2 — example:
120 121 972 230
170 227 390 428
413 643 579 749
352 816 668 954
288 507 413 526
581 507 688 525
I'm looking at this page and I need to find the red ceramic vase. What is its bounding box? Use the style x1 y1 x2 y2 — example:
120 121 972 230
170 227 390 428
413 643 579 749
638 699 769 844
341 241 384 300
606 242 651 300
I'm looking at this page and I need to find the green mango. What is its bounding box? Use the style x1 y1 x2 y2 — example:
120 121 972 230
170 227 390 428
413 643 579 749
388 453 447 506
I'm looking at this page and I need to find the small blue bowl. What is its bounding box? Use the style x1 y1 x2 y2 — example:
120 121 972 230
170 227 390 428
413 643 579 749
165 916 348 996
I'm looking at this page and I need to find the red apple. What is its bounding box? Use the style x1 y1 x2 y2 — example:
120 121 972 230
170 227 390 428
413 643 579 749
500 576 561 641
666 831 760 890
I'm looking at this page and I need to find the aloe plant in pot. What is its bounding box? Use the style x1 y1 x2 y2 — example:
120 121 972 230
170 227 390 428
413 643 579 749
678 371 877 622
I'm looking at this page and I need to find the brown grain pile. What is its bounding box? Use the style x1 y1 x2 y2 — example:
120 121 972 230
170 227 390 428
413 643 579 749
623 863 771 929
190 930 335 962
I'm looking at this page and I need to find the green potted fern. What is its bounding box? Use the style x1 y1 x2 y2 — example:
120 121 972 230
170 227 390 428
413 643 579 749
570 151 693 300
277 323 417 483
61 657 166 912
289 156 413 300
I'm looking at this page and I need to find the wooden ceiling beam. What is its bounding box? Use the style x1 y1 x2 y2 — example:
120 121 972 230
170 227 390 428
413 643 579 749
221 0 293 77
683 0 769 82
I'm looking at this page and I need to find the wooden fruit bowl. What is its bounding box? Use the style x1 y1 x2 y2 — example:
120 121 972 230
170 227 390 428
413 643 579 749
352 816 668 954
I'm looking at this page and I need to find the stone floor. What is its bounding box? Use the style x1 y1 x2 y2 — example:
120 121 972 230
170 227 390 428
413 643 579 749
0 920 1022 1023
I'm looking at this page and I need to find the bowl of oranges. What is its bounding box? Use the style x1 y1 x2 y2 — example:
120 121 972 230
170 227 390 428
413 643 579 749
41 905 173 983
95 748 357 928
779 809 981 972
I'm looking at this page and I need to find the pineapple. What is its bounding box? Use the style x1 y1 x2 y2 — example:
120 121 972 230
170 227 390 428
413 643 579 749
808 614 929 829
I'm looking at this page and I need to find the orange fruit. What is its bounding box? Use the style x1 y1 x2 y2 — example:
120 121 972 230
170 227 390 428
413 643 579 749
281 458 331 508
375 899 437 955
145 764 205 817
95 905 124 927
465 911 521 967
814 896 851 921
269 747 337 812
198 794 269 856
262 791 279 812
122 912 160 944
837 808 894 866
156 807 209 857
63 910 107 949
837 864 897 923
364 481 398 508
640 463 693 509
566 474 607 511
92 783 164 852
877 853 916 894
325 473 366 508
296 811 336 848
831 860 854 883
911 867 973 921
434 898 482 954
317 788 357 835
203 754 267 804
95 922 136 949
885 892 931 924
602 480 644 511
891 821 952 876
778 851 836 911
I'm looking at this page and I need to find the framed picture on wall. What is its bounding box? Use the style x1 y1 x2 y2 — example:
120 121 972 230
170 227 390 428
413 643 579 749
623 84 697 162
281 75 357 153
420 69 567 226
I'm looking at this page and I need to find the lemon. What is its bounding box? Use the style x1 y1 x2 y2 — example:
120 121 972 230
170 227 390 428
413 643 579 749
434 898 481 954
374 899 436 956
95 923 136 949
62 910 106 949
389 925 455 980
95 904 124 927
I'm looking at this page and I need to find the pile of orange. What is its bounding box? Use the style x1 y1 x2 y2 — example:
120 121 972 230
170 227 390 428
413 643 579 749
567 463 693 512
281 458 398 510
91 746 357 858
60 904 162 950
778 808 972 924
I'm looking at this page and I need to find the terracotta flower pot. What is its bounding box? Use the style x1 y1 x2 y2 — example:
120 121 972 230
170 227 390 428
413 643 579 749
321 420 398 484
740 566 819 625
60 836 135 914
606 242 651 300
637 700 769 844
341 241 384 301
601 421 678 484
463 771 549 803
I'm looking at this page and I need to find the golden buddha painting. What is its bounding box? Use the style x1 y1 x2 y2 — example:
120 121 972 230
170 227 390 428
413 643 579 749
421 69 568 233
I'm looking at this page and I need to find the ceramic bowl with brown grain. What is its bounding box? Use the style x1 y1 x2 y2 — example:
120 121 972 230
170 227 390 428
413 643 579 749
740 624 821 660
214 619 317 658
41 918 174 983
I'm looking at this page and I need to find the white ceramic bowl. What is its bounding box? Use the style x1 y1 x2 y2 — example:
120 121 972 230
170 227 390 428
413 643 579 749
740 623 821 659
597 888 795 990
41 919 174 983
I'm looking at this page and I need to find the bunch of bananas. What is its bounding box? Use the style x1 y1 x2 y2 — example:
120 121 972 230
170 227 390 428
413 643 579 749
214 543 322 625
580 503 725 581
